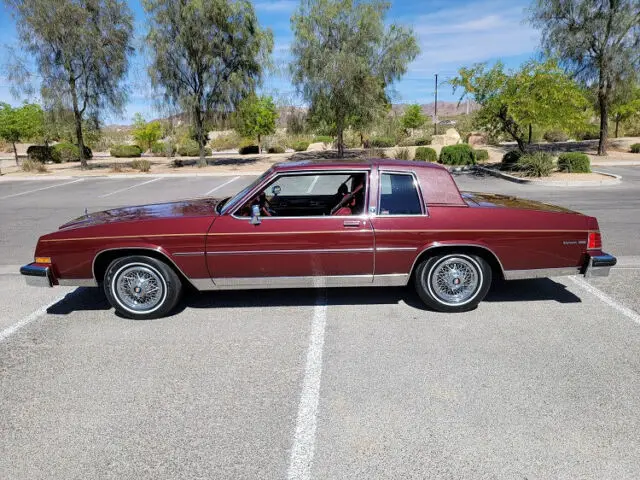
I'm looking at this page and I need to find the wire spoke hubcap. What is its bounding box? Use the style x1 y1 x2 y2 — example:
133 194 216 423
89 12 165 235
114 265 165 312
430 257 480 305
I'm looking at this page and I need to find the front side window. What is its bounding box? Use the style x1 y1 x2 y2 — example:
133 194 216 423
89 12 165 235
235 172 368 217
379 173 423 215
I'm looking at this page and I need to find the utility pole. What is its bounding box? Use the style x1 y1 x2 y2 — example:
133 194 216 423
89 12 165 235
434 73 438 135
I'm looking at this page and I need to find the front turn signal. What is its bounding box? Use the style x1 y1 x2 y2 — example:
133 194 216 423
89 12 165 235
35 257 52 264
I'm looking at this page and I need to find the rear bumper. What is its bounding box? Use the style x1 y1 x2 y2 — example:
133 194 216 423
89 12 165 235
584 252 617 278
20 263 53 287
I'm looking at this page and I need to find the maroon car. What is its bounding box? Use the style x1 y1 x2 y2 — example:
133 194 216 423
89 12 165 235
21 159 616 319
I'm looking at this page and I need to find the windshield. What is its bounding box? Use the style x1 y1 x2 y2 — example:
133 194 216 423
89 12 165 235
219 168 273 214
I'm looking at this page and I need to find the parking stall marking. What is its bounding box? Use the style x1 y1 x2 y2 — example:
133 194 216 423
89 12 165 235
0 291 72 342
0 179 84 200
204 176 240 196
288 284 328 480
98 177 163 198
569 276 640 326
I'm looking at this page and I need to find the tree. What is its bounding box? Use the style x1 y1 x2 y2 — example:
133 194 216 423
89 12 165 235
144 0 273 165
611 84 640 137
0 102 44 165
451 60 590 152
132 113 163 151
529 0 640 155
401 104 427 131
4 0 134 168
234 95 277 152
290 0 419 157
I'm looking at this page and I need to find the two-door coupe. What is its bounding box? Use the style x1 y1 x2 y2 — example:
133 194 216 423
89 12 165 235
21 159 616 319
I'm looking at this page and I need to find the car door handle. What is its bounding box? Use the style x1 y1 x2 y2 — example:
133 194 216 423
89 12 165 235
343 220 361 228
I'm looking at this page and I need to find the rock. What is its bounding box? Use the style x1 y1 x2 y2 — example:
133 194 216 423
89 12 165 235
431 128 461 147
468 133 488 146
306 142 328 152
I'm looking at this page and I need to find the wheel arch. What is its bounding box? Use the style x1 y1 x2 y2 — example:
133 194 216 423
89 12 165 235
92 247 193 288
409 243 505 281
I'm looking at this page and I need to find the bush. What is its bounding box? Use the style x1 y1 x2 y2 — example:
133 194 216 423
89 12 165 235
501 150 523 170
151 141 177 156
414 147 437 162
368 136 395 148
557 152 591 173
239 145 260 155
395 147 412 160
399 136 431 147
110 144 143 158
543 130 569 143
439 144 476 166
130 159 151 172
21 158 48 173
27 145 55 163
210 133 241 151
630 143 640 153
474 149 489 162
362 148 387 159
177 139 211 157
51 143 92 163
290 141 310 152
314 135 334 144
267 145 285 154
515 152 554 177
573 126 600 140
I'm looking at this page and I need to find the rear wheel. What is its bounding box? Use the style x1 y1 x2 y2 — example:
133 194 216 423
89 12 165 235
414 253 491 312
104 255 182 319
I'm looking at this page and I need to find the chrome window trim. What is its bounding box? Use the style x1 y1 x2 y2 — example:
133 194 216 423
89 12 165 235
376 170 428 217
228 169 372 220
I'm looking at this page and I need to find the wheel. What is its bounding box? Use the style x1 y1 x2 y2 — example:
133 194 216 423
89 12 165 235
103 255 183 319
414 253 492 312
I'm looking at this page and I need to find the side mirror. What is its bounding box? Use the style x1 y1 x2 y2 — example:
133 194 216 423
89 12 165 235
250 204 261 225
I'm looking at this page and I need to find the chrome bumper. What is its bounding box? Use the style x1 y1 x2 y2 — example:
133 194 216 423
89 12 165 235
20 264 53 287
584 253 617 278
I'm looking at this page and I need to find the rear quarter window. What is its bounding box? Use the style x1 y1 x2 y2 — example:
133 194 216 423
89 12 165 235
379 173 423 215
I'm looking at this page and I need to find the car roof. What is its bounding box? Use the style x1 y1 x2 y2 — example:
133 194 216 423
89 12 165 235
273 158 447 172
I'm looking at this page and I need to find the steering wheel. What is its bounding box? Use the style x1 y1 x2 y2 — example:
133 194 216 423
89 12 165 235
258 192 276 216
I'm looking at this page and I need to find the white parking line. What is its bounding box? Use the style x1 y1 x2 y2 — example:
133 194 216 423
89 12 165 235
0 179 84 200
288 287 328 480
99 177 162 198
569 276 640 326
204 176 240 196
0 292 71 342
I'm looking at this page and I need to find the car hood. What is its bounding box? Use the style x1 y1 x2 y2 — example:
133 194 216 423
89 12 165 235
461 192 579 214
59 197 222 229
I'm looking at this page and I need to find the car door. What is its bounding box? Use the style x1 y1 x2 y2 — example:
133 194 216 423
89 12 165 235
206 170 375 288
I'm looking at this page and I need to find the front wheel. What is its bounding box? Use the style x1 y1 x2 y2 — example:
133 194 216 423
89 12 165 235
414 253 492 312
104 256 183 319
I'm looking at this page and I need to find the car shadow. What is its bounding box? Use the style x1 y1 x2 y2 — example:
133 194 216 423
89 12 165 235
45 278 581 319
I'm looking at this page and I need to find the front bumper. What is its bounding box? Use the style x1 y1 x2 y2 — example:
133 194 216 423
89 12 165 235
584 253 617 278
20 263 53 287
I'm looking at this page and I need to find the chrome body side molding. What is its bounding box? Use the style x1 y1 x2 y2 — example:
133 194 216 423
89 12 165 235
58 278 99 287
188 274 409 291
504 267 581 280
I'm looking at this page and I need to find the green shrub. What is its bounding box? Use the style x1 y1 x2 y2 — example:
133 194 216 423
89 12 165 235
290 141 310 152
314 135 334 144
177 139 211 157
239 145 260 155
395 147 412 160
22 158 48 173
27 145 55 163
557 152 591 173
501 150 523 170
399 136 431 147
151 141 176 156
362 148 387 159
368 136 395 148
630 143 640 153
130 159 151 172
515 152 554 177
474 149 489 162
543 130 569 142
110 144 143 158
267 145 285 154
573 126 600 140
52 143 92 163
439 144 476 166
414 147 437 162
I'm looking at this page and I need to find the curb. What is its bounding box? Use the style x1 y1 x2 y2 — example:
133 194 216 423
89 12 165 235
591 160 640 166
0 171 263 181
474 166 622 187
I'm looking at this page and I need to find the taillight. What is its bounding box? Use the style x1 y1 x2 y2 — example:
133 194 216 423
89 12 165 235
587 231 602 250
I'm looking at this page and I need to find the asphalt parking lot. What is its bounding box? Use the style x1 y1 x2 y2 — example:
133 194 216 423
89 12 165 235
1 167 639 479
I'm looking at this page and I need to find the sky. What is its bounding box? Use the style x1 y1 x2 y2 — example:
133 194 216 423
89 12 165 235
0 0 541 124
